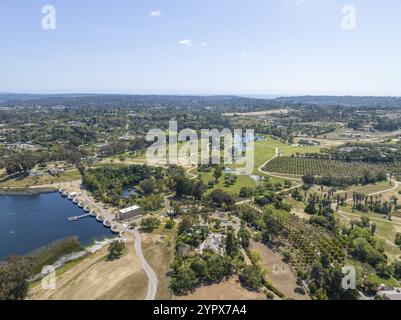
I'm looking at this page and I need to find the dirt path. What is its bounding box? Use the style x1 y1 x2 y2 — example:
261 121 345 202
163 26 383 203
337 178 401 226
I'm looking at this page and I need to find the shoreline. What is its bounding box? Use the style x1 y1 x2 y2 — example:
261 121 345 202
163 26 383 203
0 187 57 196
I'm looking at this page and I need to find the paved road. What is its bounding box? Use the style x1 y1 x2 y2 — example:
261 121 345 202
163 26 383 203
132 229 158 300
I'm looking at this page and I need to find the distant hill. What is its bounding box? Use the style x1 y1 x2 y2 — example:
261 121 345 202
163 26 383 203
273 95 401 107
0 93 98 103
2 93 401 109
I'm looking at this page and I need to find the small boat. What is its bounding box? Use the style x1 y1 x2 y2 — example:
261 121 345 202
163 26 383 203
67 216 78 222
58 188 64 193
96 215 104 222
73 198 79 204
89 210 96 217
103 220 111 228
62 192 68 198
78 202 84 208
83 206 90 212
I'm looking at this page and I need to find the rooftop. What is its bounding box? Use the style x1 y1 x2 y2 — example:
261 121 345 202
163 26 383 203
119 205 141 214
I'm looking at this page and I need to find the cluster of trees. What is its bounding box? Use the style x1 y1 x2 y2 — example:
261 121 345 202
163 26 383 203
302 170 387 188
345 217 385 267
83 164 165 206
170 252 234 295
141 217 161 232
4 151 37 175
304 193 338 231
107 240 126 260
0 237 82 300
174 176 206 200
254 192 292 212
209 189 235 208
350 192 398 219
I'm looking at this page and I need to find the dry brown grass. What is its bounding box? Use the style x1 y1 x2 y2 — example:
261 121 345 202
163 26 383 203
250 241 310 300
30 239 147 300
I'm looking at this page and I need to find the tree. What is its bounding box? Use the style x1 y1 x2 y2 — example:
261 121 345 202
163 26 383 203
0 256 31 300
170 266 198 295
141 217 160 232
225 229 239 257
213 166 223 182
392 261 401 280
239 187 254 198
238 226 251 249
210 189 234 207
178 216 193 234
204 253 231 282
239 265 264 290
107 240 126 260
140 177 156 195
395 233 401 248
190 257 208 279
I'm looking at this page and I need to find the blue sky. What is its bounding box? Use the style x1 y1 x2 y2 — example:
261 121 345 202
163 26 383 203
1 0 401 96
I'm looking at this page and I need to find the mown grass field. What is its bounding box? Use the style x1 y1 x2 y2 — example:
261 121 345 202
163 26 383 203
197 170 257 195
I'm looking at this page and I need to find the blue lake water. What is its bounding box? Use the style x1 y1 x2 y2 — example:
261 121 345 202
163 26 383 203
0 192 113 260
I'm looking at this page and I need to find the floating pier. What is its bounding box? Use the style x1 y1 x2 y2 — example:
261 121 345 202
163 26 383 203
67 213 90 222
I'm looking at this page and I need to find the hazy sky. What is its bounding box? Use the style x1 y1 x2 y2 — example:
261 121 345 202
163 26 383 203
1 0 401 96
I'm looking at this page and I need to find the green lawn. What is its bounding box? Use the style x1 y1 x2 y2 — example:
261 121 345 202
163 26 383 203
197 171 257 196
335 181 390 197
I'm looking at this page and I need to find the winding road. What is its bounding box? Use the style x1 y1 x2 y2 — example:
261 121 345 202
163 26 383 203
132 229 158 300
66 182 159 300
258 147 304 194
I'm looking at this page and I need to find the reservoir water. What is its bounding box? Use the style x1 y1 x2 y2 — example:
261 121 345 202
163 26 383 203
0 192 113 260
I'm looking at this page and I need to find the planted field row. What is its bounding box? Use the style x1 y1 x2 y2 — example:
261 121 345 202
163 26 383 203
264 157 386 178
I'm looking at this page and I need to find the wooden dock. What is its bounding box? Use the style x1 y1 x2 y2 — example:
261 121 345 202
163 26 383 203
67 213 90 222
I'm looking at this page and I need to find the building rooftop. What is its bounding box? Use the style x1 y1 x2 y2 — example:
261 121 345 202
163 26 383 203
119 205 140 214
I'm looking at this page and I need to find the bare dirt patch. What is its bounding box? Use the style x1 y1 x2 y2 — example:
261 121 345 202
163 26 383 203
250 241 310 300
174 276 266 300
